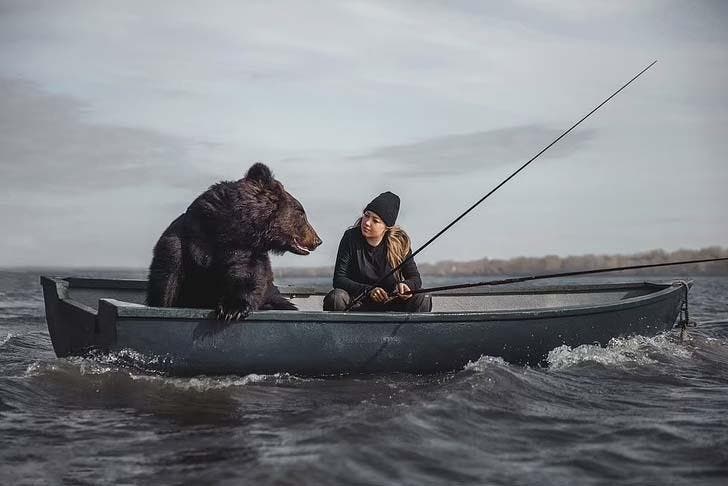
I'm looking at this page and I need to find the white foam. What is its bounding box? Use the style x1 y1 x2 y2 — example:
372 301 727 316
25 361 42 376
77 359 115 376
463 355 510 372
23 356 300 392
25 357 113 377
24 354 145 378
0 332 14 346
95 348 166 367
547 334 691 369
129 371 304 390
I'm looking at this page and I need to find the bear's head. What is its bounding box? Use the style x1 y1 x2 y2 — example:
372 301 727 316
243 163 322 256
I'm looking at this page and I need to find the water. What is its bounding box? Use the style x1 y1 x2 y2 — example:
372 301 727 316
1 270 727 485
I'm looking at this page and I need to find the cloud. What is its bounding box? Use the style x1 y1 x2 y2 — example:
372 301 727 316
354 125 596 178
508 0 658 22
0 78 229 267
0 78 214 195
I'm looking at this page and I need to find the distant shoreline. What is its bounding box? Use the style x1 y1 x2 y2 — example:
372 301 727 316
4 247 727 277
269 247 728 278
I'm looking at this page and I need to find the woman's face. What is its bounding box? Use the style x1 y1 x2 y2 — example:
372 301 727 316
360 210 387 241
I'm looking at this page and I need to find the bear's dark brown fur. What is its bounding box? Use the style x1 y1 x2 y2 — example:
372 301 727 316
146 163 321 319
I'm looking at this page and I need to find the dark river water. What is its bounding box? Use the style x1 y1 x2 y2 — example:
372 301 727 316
1 270 727 485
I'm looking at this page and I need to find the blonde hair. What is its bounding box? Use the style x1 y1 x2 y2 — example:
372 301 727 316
353 217 411 280
385 226 411 280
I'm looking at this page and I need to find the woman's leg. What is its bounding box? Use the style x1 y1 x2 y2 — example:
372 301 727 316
381 293 432 312
403 293 432 312
324 290 432 312
323 288 351 311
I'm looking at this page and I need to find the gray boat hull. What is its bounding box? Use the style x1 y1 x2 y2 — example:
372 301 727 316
41 276 690 375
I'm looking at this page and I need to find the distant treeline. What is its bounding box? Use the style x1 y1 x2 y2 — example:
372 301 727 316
273 247 728 278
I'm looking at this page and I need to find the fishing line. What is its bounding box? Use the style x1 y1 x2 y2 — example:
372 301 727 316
404 257 728 295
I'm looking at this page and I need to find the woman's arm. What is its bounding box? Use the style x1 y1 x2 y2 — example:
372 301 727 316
400 250 422 291
332 230 369 296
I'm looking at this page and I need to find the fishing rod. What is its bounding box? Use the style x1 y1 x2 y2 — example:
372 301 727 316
399 257 728 295
345 60 658 311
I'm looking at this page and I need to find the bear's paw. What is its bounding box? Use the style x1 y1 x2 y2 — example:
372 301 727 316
215 301 254 321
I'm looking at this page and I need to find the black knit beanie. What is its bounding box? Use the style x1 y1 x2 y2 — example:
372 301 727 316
364 191 400 227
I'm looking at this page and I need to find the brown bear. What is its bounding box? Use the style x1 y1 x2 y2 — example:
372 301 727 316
146 163 321 319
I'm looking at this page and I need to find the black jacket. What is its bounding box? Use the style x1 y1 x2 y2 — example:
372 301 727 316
332 227 422 296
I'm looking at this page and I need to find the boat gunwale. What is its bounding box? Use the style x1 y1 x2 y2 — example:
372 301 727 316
55 275 676 296
37 276 689 323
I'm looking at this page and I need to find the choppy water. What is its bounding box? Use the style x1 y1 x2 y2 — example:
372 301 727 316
1 270 727 485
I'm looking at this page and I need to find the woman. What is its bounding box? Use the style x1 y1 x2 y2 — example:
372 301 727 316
323 191 432 312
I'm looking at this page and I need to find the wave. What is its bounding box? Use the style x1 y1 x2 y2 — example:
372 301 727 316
0 298 45 321
23 350 312 394
462 355 511 372
130 372 308 390
461 333 694 374
0 297 44 309
547 333 691 369
0 330 50 351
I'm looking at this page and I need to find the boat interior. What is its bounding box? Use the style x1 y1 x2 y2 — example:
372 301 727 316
49 277 671 313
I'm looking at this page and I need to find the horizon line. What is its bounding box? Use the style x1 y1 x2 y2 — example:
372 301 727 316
2 245 725 272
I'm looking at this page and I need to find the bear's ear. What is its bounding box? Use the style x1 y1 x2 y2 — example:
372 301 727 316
245 163 275 187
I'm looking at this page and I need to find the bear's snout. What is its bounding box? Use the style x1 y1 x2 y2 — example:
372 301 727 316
300 224 322 251
311 234 322 250
285 222 322 256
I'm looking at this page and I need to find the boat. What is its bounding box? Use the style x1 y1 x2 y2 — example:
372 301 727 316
40 276 691 376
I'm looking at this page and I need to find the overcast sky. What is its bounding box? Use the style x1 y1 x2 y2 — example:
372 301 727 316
0 0 726 268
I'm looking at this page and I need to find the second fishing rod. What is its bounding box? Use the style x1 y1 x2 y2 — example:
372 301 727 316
345 60 658 311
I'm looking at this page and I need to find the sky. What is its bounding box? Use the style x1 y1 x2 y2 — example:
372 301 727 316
0 0 726 269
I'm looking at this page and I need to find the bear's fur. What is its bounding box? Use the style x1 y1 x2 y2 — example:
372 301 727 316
146 163 321 319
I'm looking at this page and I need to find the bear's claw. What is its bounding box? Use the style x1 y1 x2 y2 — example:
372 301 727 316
215 303 252 321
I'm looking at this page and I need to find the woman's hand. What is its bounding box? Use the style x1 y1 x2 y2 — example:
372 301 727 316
369 287 389 303
396 282 412 300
